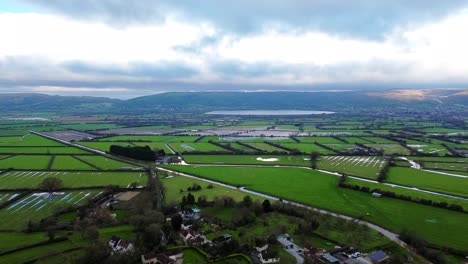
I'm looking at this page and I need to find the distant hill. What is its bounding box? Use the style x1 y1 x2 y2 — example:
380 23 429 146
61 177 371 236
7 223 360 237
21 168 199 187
0 89 466 113
0 93 117 113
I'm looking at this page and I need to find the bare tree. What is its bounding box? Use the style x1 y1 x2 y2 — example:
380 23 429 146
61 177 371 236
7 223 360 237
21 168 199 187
38 177 64 199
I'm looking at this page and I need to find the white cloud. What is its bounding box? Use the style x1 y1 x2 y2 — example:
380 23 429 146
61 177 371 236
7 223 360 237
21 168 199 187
30 86 130 92
0 8 468 91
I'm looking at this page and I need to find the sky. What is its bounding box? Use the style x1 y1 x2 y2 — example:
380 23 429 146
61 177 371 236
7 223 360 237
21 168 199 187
0 0 468 98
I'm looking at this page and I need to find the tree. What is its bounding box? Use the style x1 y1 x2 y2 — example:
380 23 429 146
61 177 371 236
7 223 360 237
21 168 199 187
47 226 56 241
242 195 253 207
310 151 320 169
187 193 195 204
84 225 100 241
38 177 64 199
171 214 183 231
78 240 111 263
262 199 272 212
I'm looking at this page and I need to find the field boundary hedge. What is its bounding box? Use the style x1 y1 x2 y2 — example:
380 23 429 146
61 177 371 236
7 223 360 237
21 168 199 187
0 191 31 210
0 236 68 257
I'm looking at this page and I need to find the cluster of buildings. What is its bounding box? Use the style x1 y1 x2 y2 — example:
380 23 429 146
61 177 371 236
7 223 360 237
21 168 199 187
275 233 401 264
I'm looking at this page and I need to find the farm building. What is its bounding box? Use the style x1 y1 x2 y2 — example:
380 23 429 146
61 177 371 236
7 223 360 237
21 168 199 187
141 248 183 264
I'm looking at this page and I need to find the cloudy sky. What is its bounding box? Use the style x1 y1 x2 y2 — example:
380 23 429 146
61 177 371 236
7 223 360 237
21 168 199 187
1 0 468 98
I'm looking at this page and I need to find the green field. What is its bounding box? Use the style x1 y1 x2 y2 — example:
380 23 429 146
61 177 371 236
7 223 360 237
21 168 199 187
0 190 100 230
317 156 386 179
345 177 468 209
168 142 225 153
162 173 257 203
0 231 49 253
297 137 344 144
0 147 87 154
244 142 287 152
341 137 374 144
366 144 411 155
98 135 199 142
0 155 51 170
51 156 96 170
182 155 310 166
420 161 467 172
407 144 449 156
0 171 145 189
386 167 468 197
283 143 335 154
162 165 468 250
0 134 64 147
77 155 140 170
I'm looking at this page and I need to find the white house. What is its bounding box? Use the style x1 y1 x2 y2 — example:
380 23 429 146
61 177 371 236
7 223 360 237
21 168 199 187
109 236 134 253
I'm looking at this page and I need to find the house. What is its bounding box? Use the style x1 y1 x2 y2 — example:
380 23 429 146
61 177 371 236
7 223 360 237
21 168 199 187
256 244 269 253
141 248 184 264
254 244 280 264
344 257 373 264
212 234 232 245
179 208 200 220
365 250 389 263
258 251 280 264
109 236 134 253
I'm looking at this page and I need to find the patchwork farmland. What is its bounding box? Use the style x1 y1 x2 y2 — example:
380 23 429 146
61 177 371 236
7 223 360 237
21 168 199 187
0 110 467 263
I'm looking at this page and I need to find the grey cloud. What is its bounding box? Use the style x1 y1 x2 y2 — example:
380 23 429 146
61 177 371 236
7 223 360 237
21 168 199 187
23 0 468 38
62 61 200 78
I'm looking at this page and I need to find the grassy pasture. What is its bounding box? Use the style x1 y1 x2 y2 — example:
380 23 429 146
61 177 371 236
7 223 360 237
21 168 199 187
297 137 344 144
0 155 51 170
205 136 296 143
162 165 468 250
182 155 310 166
362 137 397 144
386 167 468 197
98 135 199 142
409 157 467 163
420 161 467 172
75 141 127 152
0 147 87 154
168 143 225 153
229 142 257 152
317 156 385 179
0 170 146 189
161 173 256 203
0 190 100 230
245 143 286 152
0 231 49 253
366 144 411 155
77 155 140 170
51 156 96 170
0 240 79 264
407 144 449 156
322 144 357 151
345 178 468 209
281 143 335 154
0 134 64 147
341 137 374 144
